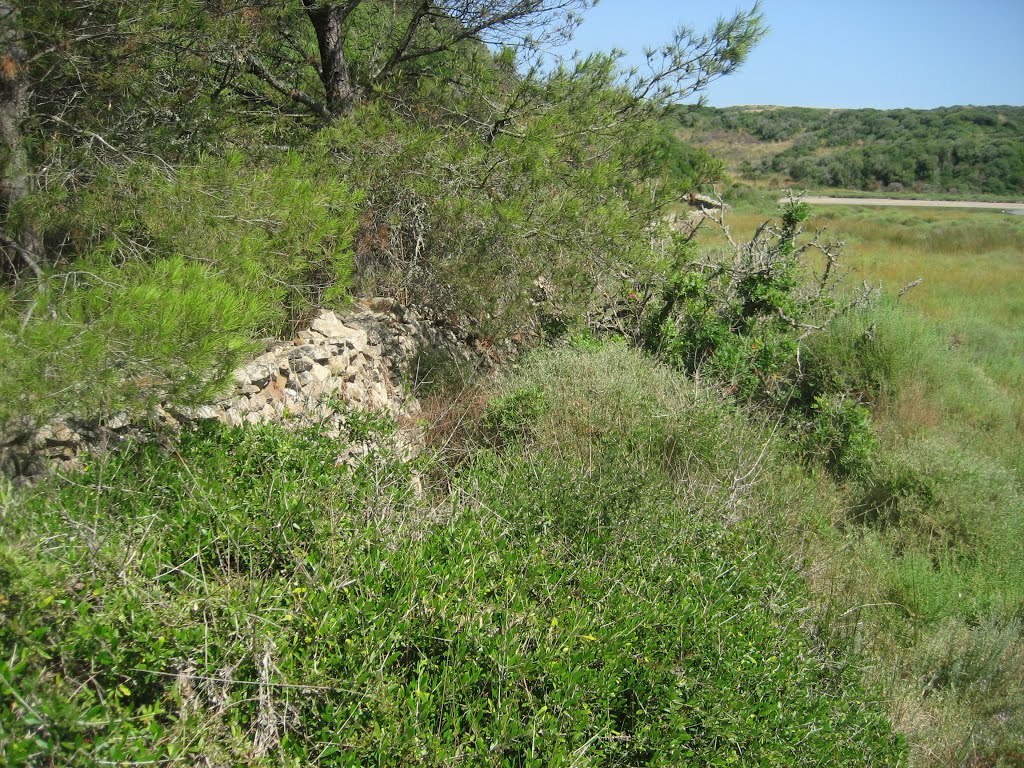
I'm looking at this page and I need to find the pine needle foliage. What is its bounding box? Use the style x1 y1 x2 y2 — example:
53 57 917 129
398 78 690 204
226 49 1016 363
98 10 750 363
1 146 361 429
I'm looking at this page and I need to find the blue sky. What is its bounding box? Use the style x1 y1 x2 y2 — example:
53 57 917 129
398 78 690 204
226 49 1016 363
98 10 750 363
555 1 1024 108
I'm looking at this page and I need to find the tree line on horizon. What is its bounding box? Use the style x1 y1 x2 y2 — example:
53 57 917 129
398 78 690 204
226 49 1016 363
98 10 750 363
672 104 1024 196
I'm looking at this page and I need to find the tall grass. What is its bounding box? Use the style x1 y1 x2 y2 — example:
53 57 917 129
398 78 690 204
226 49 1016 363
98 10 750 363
695 203 1024 764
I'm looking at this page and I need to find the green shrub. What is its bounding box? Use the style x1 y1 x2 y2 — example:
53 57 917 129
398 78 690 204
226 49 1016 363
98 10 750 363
481 386 548 446
1 148 362 428
803 303 1021 473
638 202 885 477
458 345 905 764
640 222 807 405
35 148 362 329
802 393 877 478
0 352 905 765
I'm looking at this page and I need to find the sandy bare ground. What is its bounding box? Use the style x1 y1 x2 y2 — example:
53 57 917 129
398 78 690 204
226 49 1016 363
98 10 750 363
795 196 1024 212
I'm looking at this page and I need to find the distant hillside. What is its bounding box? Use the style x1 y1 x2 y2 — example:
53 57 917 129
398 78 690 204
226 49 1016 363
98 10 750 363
670 105 1024 197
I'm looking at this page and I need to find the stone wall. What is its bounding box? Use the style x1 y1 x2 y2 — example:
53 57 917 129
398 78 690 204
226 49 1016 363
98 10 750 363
1 299 477 479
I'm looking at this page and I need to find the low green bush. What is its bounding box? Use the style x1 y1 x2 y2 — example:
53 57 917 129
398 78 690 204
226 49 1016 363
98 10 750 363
481 386 548 447
801 393 877 478
0 347 905 765
802 304 1021 474
852 438 1024 622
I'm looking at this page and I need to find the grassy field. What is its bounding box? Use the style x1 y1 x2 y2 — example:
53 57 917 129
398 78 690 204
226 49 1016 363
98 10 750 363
713 204 1024 472
696 202 1024 765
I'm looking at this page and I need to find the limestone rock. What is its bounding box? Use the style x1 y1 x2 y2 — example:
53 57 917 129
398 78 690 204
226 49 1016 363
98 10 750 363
310 311 348 338
9 297 495 482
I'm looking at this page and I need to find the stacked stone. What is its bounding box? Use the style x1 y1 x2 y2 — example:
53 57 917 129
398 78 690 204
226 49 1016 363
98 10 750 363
2 301 473 478
213 310 398 431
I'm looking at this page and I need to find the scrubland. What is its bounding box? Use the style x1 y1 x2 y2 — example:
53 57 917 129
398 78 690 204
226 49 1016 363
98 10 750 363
2 3 1022 766
699 203 1024 764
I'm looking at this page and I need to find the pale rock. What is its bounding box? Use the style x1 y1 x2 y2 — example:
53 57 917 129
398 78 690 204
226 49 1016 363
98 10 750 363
196 406 220 420
151 405 180 430
38 422 77 445
368 382 388 407
309 363 330 383
346 382 367 403
11 297 476 480
337 326 370 350
329 357 349 376
261 375 288 402
334 442 370 469
310 311 348 338
104 413 130 430
239 362 276 389
363 297 397 314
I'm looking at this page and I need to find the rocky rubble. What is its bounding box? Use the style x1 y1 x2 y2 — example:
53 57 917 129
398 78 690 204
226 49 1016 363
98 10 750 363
1 299 476 479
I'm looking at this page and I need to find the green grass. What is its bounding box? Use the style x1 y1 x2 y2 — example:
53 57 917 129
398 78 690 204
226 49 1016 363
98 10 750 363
798 188 1024 203
707 204 1024 471
817 207 1024 474
689 202 1024 765
0 346 904 766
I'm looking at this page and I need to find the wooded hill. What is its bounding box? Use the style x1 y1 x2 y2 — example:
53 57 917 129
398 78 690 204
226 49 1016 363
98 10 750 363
671 105 1024 196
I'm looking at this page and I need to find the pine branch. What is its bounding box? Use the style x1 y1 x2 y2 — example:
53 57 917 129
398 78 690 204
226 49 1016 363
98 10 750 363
242 51 331 121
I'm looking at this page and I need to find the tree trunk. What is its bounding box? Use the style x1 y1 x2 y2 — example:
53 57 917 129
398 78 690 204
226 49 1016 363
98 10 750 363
0 2 41 278
303 2 359 117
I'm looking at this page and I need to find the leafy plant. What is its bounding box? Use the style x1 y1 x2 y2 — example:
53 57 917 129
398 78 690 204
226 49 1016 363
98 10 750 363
634 200 880 474
0 350 905 765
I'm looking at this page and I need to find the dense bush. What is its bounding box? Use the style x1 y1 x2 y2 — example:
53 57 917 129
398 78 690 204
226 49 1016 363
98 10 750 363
0 256 265 427
0 346 905 765
0 149 361 427
635 200 881 476
316 100 659 338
